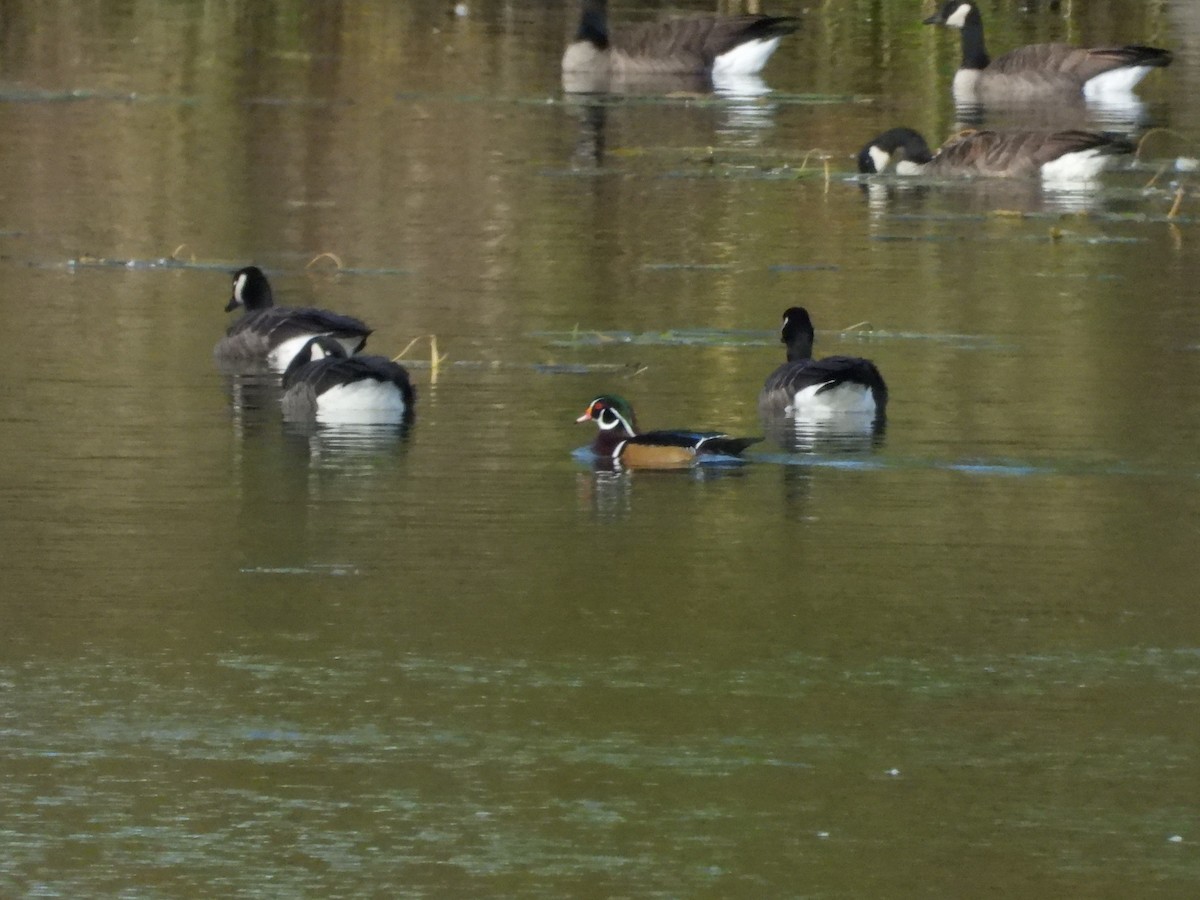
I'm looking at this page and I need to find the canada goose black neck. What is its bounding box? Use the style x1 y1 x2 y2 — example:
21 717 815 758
781 307 816 362
925 1 990 69
283 335 348 381
577 0 609 49
957 5 990 70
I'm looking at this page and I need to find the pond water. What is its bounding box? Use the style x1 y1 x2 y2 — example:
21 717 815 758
2 0 1200 895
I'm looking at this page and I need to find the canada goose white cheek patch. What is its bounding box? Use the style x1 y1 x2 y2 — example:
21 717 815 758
945 3 972 28
867 146 891 173
232 272 247 304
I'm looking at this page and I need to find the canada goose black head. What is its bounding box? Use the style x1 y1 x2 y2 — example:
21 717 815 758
857 128 935 174
780 307 816 362
227 265 273 313
923 1 980 31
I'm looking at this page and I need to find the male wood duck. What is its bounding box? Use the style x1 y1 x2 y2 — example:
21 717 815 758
758 307 888 420
577 395 760 468
215 266 373 372
281 336 414 425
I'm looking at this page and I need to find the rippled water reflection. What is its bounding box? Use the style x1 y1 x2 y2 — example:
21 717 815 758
2 0 1200 896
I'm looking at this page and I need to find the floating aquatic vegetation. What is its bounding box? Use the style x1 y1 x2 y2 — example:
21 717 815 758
642 262 733 271
1042 231 1148 245
0 88 198 105
531 328 768 349
869 234 961 242
532 327 998 350
57 255 411 276
240 564 361 576
767 263 841 273
532 362 642 376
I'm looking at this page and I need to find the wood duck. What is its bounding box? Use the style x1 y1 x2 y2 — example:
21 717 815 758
562 0 799 80
923 1 1171 105
577 395 760 468
215 266 372 372
281 336 414 425
758 308 888 421
857 127 1134 182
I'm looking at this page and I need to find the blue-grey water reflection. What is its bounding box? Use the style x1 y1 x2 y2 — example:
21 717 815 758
2 1 1200 896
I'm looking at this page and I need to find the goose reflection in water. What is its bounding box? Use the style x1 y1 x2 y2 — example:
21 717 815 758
283 420 412 472
860 175 1125 217
761 411 887 455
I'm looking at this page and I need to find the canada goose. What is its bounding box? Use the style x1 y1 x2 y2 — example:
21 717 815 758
857 127 1134 181
562 0 799 80
923 1 1171 103
281 336 414 425
216 266 372 372
759 308 887 420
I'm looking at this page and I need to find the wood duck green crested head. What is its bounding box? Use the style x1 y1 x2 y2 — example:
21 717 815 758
576 394 637 437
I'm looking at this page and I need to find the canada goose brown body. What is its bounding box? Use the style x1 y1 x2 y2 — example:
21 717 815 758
563 0 799 78
858 127 1134 181
924 1 1171 103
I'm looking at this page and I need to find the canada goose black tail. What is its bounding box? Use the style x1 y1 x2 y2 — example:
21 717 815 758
737 16 802 43
1113 45 1173 69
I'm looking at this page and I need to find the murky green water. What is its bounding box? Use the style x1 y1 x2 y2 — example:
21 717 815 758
2 0 1200 895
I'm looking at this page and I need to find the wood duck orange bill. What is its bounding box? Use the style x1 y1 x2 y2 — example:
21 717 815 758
576 395 761 469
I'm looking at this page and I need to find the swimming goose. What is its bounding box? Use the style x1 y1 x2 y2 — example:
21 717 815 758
923 1 1171 104
562 0 799 80
759 308 887 420
215 266 372 372
281 336 414 425
857 127 1134 181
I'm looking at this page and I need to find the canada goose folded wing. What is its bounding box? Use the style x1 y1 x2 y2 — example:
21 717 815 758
931 129 1133 178
236 306 371 347
287 355 411 396
991 43 1172 82
612 15 799 67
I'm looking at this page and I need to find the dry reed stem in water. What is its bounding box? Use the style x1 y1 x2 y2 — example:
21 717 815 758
305 252 344 270
1134 127 1192 161
393 335 446 384
1167 185 1186 219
